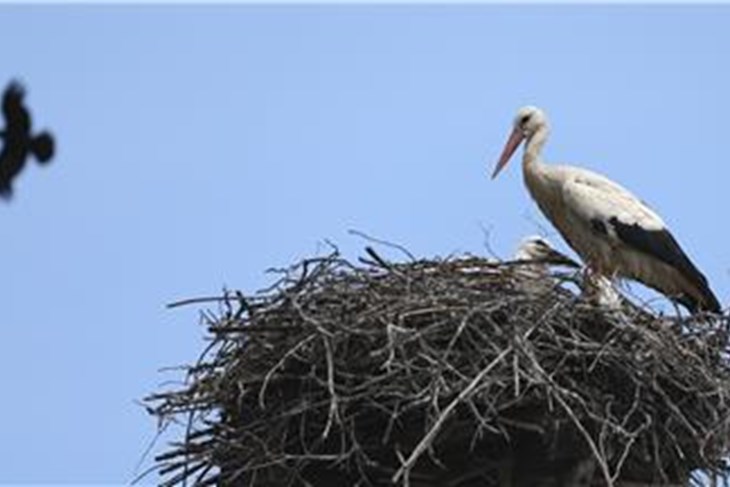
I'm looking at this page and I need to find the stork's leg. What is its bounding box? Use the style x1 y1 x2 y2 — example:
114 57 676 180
580 263 601 296
581 264 622 308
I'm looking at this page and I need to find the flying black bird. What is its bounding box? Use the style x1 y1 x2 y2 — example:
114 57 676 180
0 80 55 198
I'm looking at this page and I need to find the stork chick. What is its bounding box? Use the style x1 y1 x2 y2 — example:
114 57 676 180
515 235 623 308
514 235 579 270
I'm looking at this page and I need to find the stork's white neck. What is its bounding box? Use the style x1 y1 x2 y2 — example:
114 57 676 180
522 125 549 170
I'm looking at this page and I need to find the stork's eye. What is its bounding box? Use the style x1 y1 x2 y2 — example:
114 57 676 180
520 115 531 126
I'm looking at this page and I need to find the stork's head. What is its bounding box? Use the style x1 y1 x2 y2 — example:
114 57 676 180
514 106 547 136
491 105 549 179
514 235 579 268
514 235 553 261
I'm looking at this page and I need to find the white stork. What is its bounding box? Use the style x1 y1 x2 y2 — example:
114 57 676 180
514 235 580 270
492 106 721 314
511 235 579 296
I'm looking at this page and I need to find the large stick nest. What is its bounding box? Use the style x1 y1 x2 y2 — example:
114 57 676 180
145 247 730 486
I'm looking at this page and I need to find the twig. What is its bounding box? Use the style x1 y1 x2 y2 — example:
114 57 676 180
348 229 416 262
258 335 316 409
321 335 340 439
392 346 513 485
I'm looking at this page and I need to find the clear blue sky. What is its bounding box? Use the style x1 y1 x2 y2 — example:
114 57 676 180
1 4 728 483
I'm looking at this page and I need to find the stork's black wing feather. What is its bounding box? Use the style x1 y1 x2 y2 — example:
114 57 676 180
606 217 721 313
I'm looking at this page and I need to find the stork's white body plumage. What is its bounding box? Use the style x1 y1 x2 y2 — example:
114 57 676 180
492 106 720 313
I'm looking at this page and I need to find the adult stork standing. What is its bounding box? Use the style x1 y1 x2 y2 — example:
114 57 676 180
491 106 721 314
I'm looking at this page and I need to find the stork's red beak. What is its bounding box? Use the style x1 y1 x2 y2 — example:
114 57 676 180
491 127 525 179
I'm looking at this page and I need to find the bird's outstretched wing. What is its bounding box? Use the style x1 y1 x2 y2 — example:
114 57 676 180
2 81 30 134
